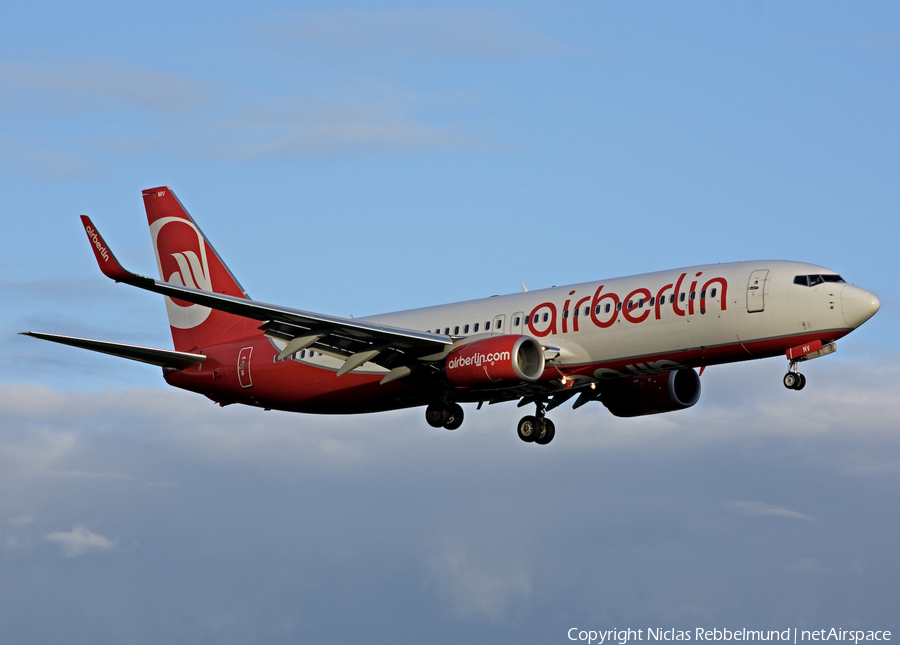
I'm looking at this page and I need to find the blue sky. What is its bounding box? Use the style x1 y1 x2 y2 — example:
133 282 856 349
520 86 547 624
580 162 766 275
1 3 899 644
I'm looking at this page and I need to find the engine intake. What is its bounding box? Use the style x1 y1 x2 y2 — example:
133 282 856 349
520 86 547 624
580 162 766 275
602 368 701 417
445 335 545 387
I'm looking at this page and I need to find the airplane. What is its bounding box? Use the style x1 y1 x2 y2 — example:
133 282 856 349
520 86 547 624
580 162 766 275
23 187 881 445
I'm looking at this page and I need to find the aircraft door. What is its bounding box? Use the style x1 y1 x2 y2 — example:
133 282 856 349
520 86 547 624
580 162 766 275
238 346 253 388
511 312 524 335
747 270 768 313
491 314 506 335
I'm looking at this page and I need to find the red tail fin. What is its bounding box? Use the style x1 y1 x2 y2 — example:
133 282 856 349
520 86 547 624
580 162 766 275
143 187 256 352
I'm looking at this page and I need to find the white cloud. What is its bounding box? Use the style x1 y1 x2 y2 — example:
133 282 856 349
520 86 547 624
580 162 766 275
723 500 817 522
214 115 467 160
427 541 533 621
0 357 898 637
0 59 207 115
44 526 116 557
0 426 77 478
784 557 831 574
253 9 563 62
42 470 136 481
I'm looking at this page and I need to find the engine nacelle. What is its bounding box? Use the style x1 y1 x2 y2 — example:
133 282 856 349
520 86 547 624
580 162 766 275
602 368 701 417
445 335 545 387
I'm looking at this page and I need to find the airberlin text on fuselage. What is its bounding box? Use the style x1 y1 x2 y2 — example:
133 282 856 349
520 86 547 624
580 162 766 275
528 272 728 338
84 225 110 262
447 351 511 370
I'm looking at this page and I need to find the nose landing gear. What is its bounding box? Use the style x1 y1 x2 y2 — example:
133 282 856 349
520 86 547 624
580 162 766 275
783 362 807 390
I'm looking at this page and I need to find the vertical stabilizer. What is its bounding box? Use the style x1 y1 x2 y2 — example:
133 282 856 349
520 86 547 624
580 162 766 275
143 187 255 352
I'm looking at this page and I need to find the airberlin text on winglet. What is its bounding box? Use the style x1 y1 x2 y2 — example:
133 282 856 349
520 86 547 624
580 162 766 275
529 271 728 337
84 224 110 262
567 628 891 645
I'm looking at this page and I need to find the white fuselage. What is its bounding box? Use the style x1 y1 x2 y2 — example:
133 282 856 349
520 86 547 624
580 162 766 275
348 260 875 377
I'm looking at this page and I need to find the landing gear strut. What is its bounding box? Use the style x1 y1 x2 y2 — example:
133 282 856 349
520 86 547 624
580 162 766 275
517 400 555 445
783 362 807 391
425 402 464 430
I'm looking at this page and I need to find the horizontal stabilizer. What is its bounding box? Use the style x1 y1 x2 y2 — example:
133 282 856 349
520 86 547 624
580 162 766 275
21 332 205 369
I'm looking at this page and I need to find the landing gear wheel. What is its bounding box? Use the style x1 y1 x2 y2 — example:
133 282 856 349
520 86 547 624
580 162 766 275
517 415 540 443
534 418 555 445
425 404 449 428
783 371 807 390
443 403 464 430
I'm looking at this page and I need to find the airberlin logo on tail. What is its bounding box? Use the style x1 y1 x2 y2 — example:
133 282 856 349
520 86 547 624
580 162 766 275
447 350 511 370
84 225 109 262
167 250 210 291
149 216 213 330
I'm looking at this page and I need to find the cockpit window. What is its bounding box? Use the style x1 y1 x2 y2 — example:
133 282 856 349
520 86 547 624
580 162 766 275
794 274 846 287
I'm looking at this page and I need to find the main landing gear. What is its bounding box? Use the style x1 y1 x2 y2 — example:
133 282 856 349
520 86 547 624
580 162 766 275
425 402 464 430
517 400 555 445
783 362 807 391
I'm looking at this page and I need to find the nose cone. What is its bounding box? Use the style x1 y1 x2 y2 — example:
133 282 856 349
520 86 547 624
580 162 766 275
841 284 881 328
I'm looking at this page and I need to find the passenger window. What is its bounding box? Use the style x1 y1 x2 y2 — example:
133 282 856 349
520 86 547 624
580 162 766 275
711 288 717 297
300 350 306 358
572 309 578 318
495 319 501 329
627 300 633 310
444 328 450 335
563 309 569 319
454 326 459 335
464 324 470 333
542 313 549 323
595 305 601 315
584 306 589 316
616 302 622 311
474 323 480 332
514 317 520 326
679 293 686 302
690 291 695 300
485 321 490 330
639 298 644 308
700 290 706 299
605 303 611 313
649 297 654 306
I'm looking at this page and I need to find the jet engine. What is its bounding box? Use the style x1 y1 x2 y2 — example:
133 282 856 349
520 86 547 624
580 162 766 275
601 368 701 417
445 335 545 387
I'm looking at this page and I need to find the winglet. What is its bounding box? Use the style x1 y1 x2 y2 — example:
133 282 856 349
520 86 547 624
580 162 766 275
80 215 138 282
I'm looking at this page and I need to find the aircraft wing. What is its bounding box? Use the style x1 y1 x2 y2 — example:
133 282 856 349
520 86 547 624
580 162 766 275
20 332 206 369
80 216 452 379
